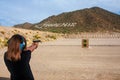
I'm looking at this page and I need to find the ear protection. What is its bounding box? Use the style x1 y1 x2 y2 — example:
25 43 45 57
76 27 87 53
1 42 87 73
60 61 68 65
19 37 25 50
7 35 26 51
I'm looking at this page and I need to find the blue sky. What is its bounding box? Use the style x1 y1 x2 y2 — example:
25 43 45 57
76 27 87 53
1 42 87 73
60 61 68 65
0 0 120 27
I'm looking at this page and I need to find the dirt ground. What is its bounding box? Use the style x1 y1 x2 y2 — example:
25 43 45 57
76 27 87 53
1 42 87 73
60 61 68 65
0 39 120 80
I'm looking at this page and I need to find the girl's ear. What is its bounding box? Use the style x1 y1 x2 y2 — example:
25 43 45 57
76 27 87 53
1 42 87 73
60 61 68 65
20 37 26 50
19 42 25 50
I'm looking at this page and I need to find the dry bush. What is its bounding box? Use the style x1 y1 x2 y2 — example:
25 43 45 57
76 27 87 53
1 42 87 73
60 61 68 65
0 31 5 34
46 35 57 40
33 34 41 40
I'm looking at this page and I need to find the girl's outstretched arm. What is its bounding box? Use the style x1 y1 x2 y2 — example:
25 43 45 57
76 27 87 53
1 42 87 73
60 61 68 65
26 42 39 52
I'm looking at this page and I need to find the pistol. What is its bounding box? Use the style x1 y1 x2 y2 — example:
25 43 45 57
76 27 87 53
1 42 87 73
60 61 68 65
33 40 42 43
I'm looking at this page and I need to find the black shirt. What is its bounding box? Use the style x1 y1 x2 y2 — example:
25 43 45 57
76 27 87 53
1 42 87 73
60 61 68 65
4 50 34 80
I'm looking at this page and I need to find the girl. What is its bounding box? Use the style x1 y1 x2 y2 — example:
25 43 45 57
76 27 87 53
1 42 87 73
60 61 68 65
4 34 39 80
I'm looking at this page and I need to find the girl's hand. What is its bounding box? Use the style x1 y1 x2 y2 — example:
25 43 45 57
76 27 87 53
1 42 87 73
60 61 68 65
26 42 39 52
32 42 39 49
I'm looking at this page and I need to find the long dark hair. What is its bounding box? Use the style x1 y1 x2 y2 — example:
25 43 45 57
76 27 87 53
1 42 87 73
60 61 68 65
6 34 27 61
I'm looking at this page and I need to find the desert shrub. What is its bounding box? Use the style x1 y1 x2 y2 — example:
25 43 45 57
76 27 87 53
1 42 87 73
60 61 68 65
14 29 18 32
0 38 2 45
29 31 32 33
0 38 7 48
3 38 8 46
12 31 14 33
12 29 20 34
0 31 5 34
46 35 56 39
0 38 2 41
33 34 41 40
26 32 28 35
17 30 20 33
36 31 39 33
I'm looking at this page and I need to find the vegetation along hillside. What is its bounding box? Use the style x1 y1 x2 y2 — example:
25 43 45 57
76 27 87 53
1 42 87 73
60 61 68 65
14 7 120 33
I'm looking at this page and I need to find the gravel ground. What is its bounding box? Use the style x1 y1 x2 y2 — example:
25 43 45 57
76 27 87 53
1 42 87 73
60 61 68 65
0 38 120 80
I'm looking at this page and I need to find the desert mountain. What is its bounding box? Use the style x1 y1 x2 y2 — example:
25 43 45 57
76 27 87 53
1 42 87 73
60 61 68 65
14 7 120 33
14 22 33 29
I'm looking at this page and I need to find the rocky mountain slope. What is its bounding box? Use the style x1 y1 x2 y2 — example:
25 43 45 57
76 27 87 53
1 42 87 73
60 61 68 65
14 7 120 33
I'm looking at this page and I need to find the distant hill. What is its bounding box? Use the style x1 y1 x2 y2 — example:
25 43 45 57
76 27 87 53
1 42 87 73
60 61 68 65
14 22 33 29
14 7 120 33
